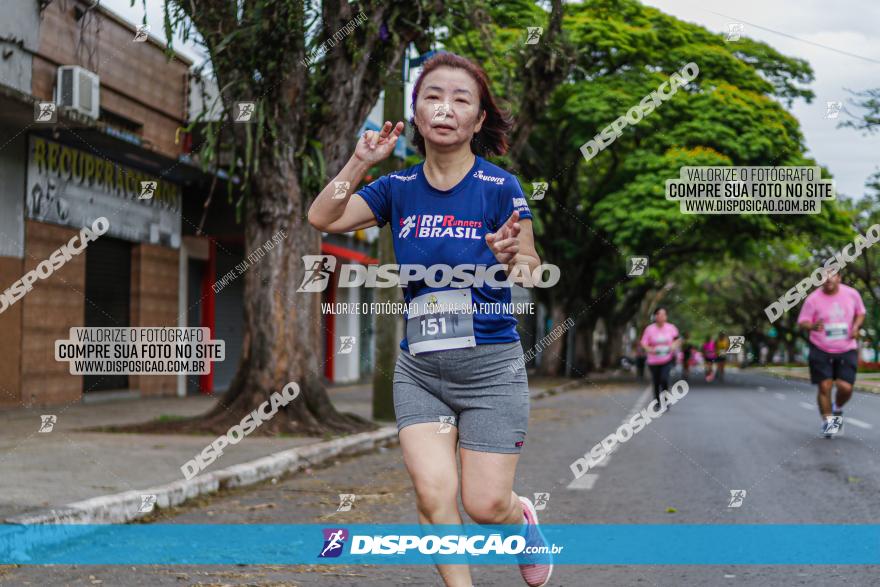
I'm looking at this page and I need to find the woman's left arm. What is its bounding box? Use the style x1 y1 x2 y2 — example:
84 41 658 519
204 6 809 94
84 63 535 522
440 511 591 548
485 211 542 286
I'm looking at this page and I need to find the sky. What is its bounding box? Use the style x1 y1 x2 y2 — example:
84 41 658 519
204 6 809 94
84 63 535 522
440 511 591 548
644 0 880 198
101 0 880 199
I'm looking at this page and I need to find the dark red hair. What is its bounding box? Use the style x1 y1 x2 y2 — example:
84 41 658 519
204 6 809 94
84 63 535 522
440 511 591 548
410 52 512 157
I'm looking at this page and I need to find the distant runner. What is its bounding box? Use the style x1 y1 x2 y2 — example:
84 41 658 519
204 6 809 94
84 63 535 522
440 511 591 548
640 308 680 405
797 271 865 438
715 332 729 382
702 337 717 382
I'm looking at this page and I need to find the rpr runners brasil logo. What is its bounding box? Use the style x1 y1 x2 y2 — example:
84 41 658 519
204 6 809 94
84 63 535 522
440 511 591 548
399 214 483 239
319 528 348 558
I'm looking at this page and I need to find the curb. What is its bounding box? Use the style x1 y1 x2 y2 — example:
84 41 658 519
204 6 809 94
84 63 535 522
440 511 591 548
760 369 880 395
5 426 398 525
5 378 602 527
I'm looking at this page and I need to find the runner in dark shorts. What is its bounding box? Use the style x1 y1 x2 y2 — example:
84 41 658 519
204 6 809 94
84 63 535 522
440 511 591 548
797 271 865 438
808 345 858 386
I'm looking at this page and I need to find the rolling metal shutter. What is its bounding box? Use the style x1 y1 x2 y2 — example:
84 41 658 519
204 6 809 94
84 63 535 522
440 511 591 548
211 249 244 393
83 237 131 392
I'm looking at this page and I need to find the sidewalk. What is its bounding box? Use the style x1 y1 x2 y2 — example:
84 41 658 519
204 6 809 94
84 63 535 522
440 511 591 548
0 375 602 523
760 365 880 394
0 395 324 522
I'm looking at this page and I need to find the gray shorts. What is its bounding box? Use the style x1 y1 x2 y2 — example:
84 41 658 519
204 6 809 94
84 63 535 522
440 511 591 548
393 341 530 454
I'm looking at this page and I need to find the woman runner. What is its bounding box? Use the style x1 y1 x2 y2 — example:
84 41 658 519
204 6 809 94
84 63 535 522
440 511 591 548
308 52 552 587
640 307 680 404
702 337 717 382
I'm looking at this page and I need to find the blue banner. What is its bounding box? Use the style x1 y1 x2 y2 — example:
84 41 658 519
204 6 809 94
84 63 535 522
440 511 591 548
1 524 878 565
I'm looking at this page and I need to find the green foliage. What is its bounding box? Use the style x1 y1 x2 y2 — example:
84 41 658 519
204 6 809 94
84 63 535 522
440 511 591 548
841 88 880 134
444 0 850 344
150 0 870 362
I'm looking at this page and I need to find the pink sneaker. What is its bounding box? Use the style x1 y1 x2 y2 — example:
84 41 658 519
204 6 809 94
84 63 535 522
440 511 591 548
517 496 553 587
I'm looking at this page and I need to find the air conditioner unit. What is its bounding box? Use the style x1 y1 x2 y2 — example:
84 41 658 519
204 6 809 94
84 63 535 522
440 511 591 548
56 65 100 119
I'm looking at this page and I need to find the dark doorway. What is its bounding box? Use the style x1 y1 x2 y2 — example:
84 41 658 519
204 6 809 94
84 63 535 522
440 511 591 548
83 236 131 392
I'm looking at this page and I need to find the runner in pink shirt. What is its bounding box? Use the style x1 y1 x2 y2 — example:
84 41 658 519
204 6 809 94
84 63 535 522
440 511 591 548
797 271 866 437
702 338 717 382
640 307 681 404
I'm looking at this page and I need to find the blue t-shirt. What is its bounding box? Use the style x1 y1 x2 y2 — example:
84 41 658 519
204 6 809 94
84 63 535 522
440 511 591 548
356 155 534 352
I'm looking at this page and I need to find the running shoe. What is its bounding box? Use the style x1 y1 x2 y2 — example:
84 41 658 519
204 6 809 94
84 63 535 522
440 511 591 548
517 496 553 587
821 419 832 438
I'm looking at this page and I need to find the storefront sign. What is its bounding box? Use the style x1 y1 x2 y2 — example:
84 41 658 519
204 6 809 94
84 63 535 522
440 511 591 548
25 136 182 248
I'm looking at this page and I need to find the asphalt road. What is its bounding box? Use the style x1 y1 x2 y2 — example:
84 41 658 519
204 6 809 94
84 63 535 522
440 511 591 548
4 368 880 586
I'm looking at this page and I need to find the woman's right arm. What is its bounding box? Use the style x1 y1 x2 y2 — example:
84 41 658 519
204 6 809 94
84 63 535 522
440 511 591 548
308 121 404 234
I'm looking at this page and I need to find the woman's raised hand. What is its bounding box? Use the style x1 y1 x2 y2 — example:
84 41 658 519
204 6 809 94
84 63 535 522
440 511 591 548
485 210 521 265
354 121 405 166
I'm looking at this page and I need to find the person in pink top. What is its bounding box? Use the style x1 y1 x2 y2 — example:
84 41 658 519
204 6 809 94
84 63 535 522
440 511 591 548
640 307 681 404
797 271 866 437
701 337 717 382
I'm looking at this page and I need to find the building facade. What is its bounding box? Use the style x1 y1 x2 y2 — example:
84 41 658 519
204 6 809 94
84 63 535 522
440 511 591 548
0 0 205 406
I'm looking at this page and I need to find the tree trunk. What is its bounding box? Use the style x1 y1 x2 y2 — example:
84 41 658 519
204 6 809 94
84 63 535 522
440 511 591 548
572 322 594 376
372 224 398 421
196 157 370 436
372 61 404 421
603 321 625 370
536 304 567 376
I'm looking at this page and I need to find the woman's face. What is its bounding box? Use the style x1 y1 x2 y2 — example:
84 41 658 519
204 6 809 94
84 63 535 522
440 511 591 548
414 66 485 152
654 309 667 324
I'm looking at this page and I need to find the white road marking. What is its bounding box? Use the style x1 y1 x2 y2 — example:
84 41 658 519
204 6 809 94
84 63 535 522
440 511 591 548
798 402 871 428
566 386 653 490
774 392 786 400
594 386 652 470
846 417 872 429
757 386 766 392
